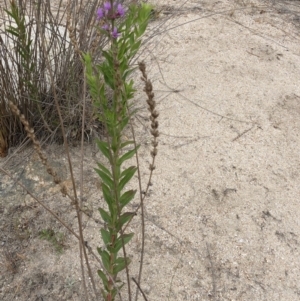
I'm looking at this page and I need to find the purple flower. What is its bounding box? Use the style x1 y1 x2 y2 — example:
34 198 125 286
97 8 104 20
103 2 112 12
116 3 126 17
96 2 126 23
102 24 110 31
111 27 119 39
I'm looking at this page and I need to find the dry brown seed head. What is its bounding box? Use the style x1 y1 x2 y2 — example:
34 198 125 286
146 92 153 99
147 99 155 107
61 185 67 197
151 111 159 118
151 121 158 129
149 164 156 171
150 129 159 137
151 148 157 157
152 141 158 147
138 62 146 73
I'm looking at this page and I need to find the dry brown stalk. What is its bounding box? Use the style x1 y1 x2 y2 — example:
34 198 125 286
138 61 159 170
132 61 159 301
8 101 61 182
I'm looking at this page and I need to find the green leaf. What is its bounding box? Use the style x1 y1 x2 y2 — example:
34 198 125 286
138 22 147 37
120 140 135 149
118 41 129 60
96 140 111 161
119 166 137 191
101 183 114 212
4 9 14 19
117 146 139 167
98 60 115 89
129 32 134 46
115 257 126 264
131 40 141 54
140 3 153 18
111 289 118 300
123 69 136 83
98 208 111 224
113 257 131 274
6 28 19 37
99 249 110 271
97 162 112 177
119 115 130 132
113 233 134 254
103 73 115 89
83 53 93 74
102 50 114 66
95 168 113 189
97 269 109 287
117 212 135 231
119 59 129 75
100 228 111 245
120 189 137 209
85 71 101 102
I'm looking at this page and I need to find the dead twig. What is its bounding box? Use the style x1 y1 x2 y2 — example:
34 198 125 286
132 278 149 301
232 126 254 142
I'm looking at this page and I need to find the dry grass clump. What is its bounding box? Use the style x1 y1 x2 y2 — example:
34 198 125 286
0 0 105 156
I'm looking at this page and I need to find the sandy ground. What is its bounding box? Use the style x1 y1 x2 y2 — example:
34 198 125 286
1 0 300 300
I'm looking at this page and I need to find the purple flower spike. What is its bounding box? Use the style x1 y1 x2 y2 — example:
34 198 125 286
111 27 119 39
103 2 112 12
97 8 104 20
116 3 126 17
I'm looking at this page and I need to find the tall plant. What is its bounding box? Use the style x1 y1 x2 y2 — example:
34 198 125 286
83 2 155 300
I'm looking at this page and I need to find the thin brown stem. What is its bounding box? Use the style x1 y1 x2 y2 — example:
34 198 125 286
78 67 88 299
128 116 145 301
132 278 149 301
